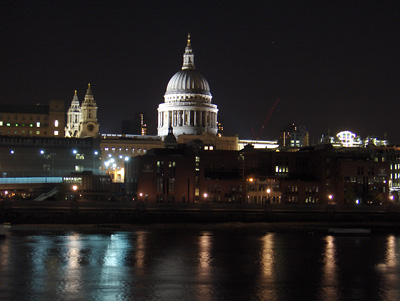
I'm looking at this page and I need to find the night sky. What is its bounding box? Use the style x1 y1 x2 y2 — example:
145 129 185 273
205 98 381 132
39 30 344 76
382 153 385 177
1 1 400 144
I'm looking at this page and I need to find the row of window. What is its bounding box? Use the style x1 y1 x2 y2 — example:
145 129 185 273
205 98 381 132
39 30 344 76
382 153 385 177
275 166 289 173
0 130 45 135
156 177 175 193
103 147 147 154
0 115 47 121
247 195 280 204
305 197 319 204
344 176 386 184
286 185 298 193
391 164 400 170
208 184 221 194
305 186 319 193
0 121 42 127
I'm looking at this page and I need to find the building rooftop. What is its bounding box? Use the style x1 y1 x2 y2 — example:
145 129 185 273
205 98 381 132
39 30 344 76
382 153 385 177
0 104 49 114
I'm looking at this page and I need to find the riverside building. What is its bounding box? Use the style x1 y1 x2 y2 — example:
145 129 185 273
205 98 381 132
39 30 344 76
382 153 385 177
0 100 64 137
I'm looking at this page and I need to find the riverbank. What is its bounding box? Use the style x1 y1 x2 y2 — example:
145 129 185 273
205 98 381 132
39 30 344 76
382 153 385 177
4 221 400 236
2 200 400 227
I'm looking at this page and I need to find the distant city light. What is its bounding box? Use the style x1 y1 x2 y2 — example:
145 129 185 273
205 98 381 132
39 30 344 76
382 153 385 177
72 149 78 154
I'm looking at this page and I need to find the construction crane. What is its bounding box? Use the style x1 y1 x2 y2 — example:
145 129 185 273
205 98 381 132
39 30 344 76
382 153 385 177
252 98 280 140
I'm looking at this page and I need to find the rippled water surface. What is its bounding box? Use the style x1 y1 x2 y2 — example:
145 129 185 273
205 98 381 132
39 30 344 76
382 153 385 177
1 225 400 300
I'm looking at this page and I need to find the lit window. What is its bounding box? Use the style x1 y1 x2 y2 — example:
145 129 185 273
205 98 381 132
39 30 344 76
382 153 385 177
7 123 10 127
0 121 3 126
36 122 40 127
36 131 40 135
54 120 59 127
54 130 59 136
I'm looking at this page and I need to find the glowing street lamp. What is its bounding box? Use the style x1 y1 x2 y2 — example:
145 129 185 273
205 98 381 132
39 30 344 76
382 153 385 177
266 188 271 203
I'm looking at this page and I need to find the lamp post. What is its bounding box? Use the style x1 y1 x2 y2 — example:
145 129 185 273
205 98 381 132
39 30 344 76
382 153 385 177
328 194 333 205
93 151 99 174
72 184 79 201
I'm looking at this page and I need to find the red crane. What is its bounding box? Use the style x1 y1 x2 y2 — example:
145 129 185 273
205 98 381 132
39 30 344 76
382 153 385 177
252 98 280 140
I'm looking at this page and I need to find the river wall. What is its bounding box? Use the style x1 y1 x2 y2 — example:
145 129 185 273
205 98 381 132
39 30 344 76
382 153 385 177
2 200 400 225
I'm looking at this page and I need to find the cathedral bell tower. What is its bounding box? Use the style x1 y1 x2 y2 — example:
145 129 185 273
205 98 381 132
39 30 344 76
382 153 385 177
65 90 81 138
78 83 100 138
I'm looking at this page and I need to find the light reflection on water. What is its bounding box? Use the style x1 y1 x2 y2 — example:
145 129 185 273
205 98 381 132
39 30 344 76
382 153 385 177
1 227 400 300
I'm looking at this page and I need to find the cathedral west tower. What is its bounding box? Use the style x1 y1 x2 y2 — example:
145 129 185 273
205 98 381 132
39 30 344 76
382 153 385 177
79 83 99 138
157 34 218 137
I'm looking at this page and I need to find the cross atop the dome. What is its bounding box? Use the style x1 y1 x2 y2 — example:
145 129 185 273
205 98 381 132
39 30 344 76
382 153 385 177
187 33 191 46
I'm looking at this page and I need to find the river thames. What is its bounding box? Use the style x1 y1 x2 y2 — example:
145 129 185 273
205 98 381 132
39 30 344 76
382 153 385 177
0 224 399 300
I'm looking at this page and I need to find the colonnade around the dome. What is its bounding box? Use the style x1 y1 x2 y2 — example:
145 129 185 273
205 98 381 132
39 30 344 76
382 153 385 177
158 110 218 128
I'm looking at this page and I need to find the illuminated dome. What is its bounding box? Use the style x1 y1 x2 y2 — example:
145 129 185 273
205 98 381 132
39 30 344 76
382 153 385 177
166 70 211 96
157 34 218 137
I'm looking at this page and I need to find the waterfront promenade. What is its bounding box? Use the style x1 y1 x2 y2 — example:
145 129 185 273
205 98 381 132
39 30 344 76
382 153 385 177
2 200 400 227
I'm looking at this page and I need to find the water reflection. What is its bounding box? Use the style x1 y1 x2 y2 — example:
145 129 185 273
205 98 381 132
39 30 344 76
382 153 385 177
320 235 339 300
198 231 212 269
377 235 400 300
134 230 147 270
1 228 400 300
257 233 277 300
195 231 213 300
64 233 82 295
